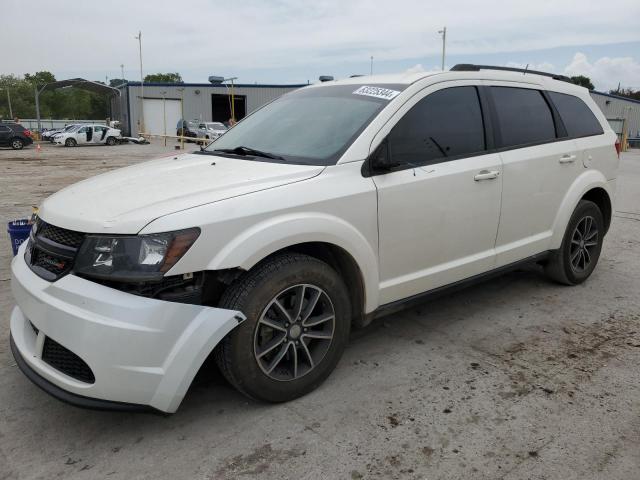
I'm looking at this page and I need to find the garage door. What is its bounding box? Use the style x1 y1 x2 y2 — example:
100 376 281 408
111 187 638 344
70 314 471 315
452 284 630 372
143 99 182 136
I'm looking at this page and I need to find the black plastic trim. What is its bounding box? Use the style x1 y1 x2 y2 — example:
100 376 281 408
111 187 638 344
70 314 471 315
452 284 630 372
450 64 571 83
370 252 550 320
10 335 161 414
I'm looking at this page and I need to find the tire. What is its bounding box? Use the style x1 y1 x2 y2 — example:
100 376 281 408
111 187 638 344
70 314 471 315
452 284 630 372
545 200 604 285
215 253 351 402
65 138 77 147
106 136 116 146
10 138 24 150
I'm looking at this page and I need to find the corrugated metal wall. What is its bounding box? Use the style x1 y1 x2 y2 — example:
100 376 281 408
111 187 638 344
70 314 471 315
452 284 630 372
119 83 305 136
590 92 640 138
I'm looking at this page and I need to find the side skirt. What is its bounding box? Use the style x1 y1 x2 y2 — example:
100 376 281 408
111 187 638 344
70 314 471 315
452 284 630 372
367 251 551 322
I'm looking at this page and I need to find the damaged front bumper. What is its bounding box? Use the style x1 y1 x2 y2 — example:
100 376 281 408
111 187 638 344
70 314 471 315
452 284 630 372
10 243 245 413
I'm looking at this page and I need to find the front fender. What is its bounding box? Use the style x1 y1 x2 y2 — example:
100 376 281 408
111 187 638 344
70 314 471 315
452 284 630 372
549 170 614 249
207 212 380 312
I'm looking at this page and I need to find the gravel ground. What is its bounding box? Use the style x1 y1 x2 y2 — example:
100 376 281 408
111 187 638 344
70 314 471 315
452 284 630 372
1 141 639 480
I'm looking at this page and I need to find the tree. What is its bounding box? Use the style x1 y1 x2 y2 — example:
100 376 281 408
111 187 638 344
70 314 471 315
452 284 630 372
109 78 128 87
569 75 594 90
143 72 183 83
24 71 56 86
609 88 640 101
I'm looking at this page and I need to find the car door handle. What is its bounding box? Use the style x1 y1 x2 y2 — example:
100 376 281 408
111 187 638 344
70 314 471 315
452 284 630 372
559 154 577 164
474 170 500 181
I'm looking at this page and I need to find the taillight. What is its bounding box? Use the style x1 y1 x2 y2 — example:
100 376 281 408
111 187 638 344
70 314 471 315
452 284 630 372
614 139 621 158
23 130 32 137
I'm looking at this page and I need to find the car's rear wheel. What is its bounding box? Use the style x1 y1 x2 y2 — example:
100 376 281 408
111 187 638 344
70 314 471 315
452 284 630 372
545 200 604 285
11 138 24 150
65 138 77 147
106 136 116 146
215 253 351 402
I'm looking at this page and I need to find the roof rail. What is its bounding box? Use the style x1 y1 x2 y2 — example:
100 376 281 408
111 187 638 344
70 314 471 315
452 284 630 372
450 64 572 83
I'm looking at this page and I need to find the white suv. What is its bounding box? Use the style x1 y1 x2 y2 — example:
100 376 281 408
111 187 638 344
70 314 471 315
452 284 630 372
10 65 619 413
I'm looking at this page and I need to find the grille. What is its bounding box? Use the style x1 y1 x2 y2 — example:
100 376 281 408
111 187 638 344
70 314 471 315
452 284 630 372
37 219 85 248
31 248 69 275
42 337 95 384
26 219 86 281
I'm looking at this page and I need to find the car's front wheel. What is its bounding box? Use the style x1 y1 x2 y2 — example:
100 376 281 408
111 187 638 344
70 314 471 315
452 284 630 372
11 138 24 150
545 199 604 285
65 138 77 147
106 136 116 146
215 253 351 402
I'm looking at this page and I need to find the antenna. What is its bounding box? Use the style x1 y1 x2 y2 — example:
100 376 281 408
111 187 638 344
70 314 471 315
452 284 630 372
523 64 529 75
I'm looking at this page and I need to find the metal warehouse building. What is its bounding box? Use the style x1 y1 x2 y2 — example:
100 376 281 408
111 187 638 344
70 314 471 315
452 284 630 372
590 91 640 143
111 81 306 136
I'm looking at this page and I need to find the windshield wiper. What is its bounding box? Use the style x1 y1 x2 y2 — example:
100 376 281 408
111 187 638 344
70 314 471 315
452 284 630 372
212 146 284 160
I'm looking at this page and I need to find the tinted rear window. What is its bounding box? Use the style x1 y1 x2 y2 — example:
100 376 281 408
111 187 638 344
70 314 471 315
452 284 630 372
548 92 603 138
491 87 556 148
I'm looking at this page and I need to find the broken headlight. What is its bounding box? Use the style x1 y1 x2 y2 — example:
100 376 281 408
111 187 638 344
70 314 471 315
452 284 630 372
74 228 200 282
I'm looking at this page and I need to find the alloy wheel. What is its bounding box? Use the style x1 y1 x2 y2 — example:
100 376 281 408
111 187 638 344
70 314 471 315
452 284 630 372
569 215 599 273
253 284 335 381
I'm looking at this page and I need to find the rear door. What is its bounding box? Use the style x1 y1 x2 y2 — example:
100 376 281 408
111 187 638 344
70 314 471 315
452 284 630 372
75 126 90 144
547 91 616 179
372 84 503 305
0 125 11 145
489 85 582 266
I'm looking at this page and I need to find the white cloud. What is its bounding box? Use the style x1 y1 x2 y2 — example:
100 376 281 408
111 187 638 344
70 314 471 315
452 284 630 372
1 0 639 81
404 64 443 74
564 52 640 90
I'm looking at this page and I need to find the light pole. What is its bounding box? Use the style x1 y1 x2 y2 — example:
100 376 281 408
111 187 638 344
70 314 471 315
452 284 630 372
34 83 48 133
120 64 125 84
177 87 185 149
438 26 447 71
370 56 374 76
160 90 167 146
0 88 12 119
135 31 144 133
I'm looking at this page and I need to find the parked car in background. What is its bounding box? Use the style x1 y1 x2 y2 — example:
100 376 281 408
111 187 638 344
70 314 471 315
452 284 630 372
54 124 121 147
197 122 228 141
177 120 199 141
0 123 33 149
10 65 618 413
45 124 83 142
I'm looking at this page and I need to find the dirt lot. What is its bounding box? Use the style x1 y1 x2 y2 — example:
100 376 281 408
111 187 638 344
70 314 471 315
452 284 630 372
1 141 639 480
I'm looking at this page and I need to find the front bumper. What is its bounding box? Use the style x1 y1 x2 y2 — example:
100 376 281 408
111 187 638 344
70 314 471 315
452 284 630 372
10 243 245 413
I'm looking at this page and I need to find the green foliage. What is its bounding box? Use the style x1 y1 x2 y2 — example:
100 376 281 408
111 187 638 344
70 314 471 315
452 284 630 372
0 71 110 122
569 75 594 90
109 78 128 87
609 88 640 101
143 72 183 83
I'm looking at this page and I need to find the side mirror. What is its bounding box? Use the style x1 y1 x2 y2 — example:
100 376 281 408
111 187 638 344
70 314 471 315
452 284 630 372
369 139 400 172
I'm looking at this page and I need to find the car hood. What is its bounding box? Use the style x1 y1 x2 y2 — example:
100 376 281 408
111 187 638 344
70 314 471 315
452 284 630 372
39 153 325 234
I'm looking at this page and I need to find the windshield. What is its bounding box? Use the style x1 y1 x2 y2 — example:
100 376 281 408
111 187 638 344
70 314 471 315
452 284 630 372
207 122 227 130
204 84 405 165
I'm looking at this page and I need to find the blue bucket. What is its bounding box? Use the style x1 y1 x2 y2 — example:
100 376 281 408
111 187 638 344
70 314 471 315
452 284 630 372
7 220 32 256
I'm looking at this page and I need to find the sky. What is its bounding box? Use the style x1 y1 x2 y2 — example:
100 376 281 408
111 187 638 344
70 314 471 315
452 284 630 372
2 0 640 91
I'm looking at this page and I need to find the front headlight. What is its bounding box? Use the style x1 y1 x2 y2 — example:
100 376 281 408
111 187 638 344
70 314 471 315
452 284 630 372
74 228 200 281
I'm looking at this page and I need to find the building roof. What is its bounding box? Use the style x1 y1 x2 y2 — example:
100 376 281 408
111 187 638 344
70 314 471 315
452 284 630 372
590 90 640 105
125 81 308 89
41 78 121 96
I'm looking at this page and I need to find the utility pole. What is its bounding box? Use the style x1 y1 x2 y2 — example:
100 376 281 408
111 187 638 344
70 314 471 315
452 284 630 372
438 26 447 71
120 64 125 83
135 31 144 133
370 56 374 76
160 90 167 146
0 88 12 118
178 87 185 150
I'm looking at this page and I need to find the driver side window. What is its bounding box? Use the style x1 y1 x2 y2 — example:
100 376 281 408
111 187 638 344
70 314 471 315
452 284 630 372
78 127 87 133
387 86 486 167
